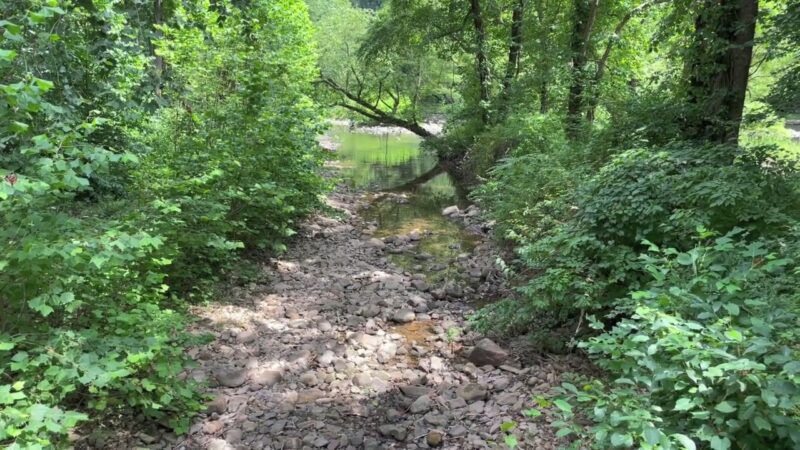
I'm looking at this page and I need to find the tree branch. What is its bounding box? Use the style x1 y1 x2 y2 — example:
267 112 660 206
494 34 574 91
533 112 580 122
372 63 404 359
321 76 433 138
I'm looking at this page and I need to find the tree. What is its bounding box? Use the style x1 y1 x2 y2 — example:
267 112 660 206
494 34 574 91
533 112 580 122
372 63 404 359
685 0 759 144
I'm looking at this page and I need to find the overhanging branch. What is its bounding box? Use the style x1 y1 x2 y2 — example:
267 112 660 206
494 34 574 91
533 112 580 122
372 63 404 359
321 76 434 138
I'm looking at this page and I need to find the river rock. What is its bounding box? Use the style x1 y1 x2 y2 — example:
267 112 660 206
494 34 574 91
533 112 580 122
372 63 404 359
392 309 416 323
215 367 248 388
449 425 468 437
250 369 282 387
442 205 460 216
353 373 371 386
206 395 228 414
409 395 432 414
207 438 235 450
317 350 335 366
467 338 509 367
457 383 487 402
378 424 407 441
368 238 386 249
399 385 431 399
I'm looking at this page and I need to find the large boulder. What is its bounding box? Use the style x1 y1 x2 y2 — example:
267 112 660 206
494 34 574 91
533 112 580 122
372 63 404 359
467 338 508 367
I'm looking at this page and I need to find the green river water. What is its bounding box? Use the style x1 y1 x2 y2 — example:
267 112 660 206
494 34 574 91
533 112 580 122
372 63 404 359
327 126 478 280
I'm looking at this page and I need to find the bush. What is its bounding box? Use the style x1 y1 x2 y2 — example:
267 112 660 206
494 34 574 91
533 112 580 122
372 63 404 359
134 0 328 291
1 1 325 447
553 230 800 449
472 142 800 333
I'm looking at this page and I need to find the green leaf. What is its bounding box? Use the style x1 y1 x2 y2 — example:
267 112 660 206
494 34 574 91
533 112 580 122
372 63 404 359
723 303 740 316
0 49 16 61
500 421 516 432
714 401 736 414
610 432 633 447
523 408 542 418
672 434 697 450
504 434 518 449
710 436 731 450
724 329 743 342
643 426 662 445
674 398 694 411
553 399 572 412
753 416 771 431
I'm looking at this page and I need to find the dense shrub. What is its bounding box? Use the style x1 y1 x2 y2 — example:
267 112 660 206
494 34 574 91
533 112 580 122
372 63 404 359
134 0 328 291
1 1 325 448
554 230 800 449
472 142 800 333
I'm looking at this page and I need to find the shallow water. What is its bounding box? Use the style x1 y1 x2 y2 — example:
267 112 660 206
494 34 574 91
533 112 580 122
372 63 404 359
326 126 477 280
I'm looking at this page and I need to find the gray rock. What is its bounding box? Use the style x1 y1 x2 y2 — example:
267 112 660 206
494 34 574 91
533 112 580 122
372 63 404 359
424 413 449 426
354 332 381 348
493 376 512 391
270 420 287 434
203 420 224 434
409 395 432 414
442 205 460 216
400 385 431 399
317 350 335 366
378 424 408 441
224 429 243 444
206 395 228 414
136 432 157 444
207 438 234 450
467 338 509 367
250 369 282 387
360 305 382 318
368 238 386 249
236 329 257 344
352 373 371 387
449 425 468 437
457 383 487 403
411 279 429 292
392 309 416 323
215 367 248 388
300 371 319 386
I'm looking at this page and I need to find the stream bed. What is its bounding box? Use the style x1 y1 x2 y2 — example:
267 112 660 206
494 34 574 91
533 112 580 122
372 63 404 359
326 126 480 285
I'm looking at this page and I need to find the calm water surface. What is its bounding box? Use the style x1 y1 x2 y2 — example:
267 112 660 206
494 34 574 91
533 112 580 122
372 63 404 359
326 126 477 279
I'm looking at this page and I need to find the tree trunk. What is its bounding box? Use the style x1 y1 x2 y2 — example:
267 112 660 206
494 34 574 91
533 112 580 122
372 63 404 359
502 0 525 94
565 0 599 139
686 0 758 145
469 0 491 125
153 0 164 96
540 82 549 113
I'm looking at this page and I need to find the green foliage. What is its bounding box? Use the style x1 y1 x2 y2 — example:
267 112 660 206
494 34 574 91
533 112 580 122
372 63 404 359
554 231 800 449
1 0 326 447
473 142 800 333
138 0 328 290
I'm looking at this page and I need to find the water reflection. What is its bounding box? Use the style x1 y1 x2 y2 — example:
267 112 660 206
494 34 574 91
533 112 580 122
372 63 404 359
327 126 477 280
330 126 437 191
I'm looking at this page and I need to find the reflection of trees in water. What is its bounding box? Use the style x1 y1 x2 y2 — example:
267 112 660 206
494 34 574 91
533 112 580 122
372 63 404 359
366 156 436 190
